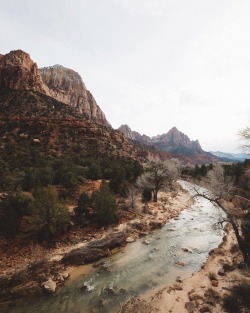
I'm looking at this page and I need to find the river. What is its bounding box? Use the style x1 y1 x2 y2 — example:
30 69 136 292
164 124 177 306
2 181 226 313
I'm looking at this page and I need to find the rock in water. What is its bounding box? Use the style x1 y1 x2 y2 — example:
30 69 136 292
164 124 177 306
42 278 57 294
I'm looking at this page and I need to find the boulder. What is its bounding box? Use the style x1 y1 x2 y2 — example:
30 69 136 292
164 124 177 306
42 278 56 294
62 231 127 265
211 280 218 287
126 237 135 243
185 301 195 313
218 268 225 276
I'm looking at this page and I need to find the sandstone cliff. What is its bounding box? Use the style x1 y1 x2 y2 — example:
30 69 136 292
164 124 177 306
39 65 110 126
153 127 203 153
0 50 110 127
118 124 152 144
0 50 47 93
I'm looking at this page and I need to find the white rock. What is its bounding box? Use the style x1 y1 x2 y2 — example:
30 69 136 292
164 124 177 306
126 237 135 243
42 278 57 293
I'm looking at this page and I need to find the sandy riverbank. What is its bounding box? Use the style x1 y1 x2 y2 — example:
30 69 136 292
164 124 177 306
120 225 250 313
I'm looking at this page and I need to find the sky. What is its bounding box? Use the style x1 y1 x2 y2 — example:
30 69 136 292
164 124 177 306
1 0 250 153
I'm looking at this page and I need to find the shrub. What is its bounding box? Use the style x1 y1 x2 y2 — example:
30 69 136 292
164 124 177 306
75 192 91 215
32 187 70 240
91 182 118 225
223 281 250 313
208 272 217 281
0 191 33 238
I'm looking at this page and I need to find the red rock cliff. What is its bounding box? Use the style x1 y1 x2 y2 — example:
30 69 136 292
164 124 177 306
0 50 47 93
0 50 110 127
39 65 110 127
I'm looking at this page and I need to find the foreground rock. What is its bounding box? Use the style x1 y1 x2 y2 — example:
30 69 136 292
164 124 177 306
62 231 128 265
42 278 57 294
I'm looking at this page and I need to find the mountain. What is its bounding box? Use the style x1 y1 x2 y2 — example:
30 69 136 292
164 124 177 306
151 127 203 155
0 50 109 127
210 151 249 162
118 125 218 164
0 50 156 161
118 124 152 144
39 65 109 126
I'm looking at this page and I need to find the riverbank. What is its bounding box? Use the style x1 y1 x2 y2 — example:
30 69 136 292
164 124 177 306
0 183 192 301
121 225 250 313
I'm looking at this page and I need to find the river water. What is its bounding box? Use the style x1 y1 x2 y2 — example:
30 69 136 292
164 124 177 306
3 181 226 313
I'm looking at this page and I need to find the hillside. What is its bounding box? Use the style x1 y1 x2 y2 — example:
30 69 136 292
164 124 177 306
0 89 145 161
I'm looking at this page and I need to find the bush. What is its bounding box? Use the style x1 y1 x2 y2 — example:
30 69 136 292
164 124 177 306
0 191 33 238
208 272 217 281
75 191 91 215
32 187 70 240
91 183 118 225
223 281 250 313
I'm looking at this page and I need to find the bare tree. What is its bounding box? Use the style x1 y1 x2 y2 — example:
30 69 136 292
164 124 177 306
138 158 180 202
239 126 250 152
194 163 250 267
126 183 139 210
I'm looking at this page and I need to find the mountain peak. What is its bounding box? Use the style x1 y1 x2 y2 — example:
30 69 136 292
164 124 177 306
0 49 46 93
0 49 110 127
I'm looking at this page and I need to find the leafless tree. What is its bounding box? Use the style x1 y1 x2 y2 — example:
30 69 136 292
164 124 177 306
138 158 180 202
194 163 250 267
239 126 250 152
126 183 139 210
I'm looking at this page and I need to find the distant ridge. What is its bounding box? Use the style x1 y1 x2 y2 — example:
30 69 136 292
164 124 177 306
210 151 249 162
118 124 218 164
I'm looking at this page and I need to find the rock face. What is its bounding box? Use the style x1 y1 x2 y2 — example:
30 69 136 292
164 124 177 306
153 127 203 154
118 124 151 144
0 50 46 93
62 232 128 265
0 50 109 127
118 125 218 164
40 65 110 126
119 125 202 153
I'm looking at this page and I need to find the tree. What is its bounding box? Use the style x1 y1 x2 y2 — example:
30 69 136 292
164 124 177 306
125 183 139 210
75 191 91 215
91 182 118 225
138 158 180 202
32 187 70 240
0 191 33 238
194 163 250 267
239 126 250 151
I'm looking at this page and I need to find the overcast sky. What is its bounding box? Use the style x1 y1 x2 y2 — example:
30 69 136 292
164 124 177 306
1 0 250 153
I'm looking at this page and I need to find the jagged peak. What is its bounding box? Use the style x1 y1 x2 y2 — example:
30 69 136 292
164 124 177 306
40 64 65 70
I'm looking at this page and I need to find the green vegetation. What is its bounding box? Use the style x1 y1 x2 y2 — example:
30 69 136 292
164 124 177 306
0 191 33 238
91 183 118 225
75 191 91 216
32 187 70 240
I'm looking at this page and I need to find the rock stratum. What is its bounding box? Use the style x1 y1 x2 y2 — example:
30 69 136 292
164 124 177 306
118 125 218 164
0 50 109 126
